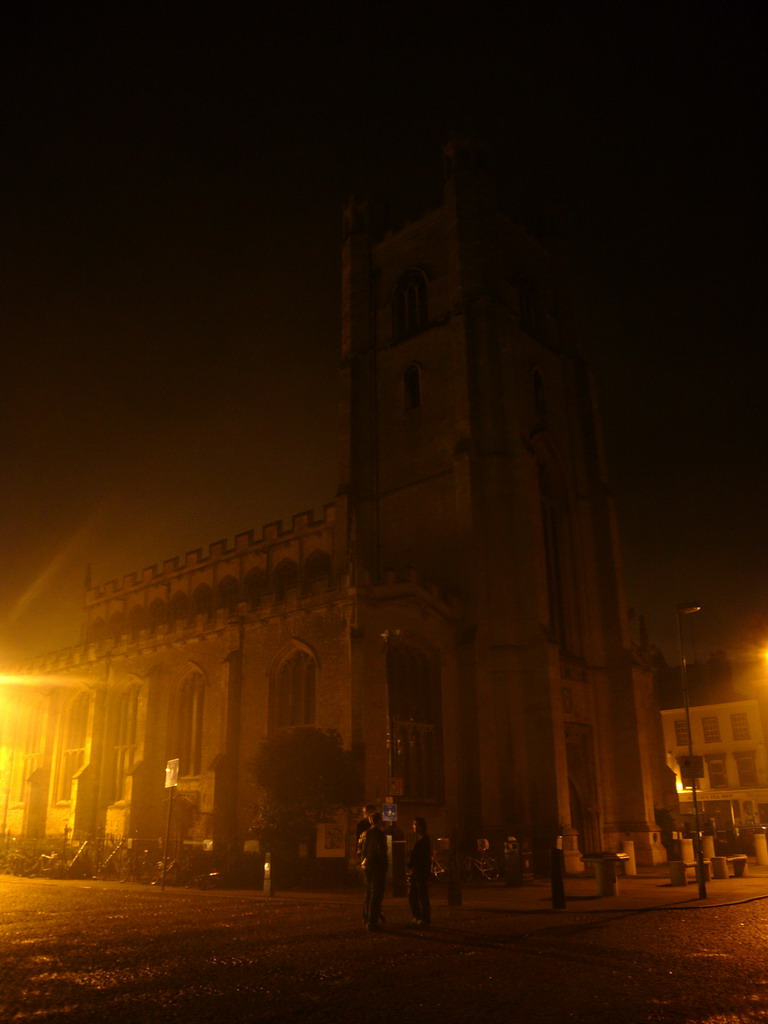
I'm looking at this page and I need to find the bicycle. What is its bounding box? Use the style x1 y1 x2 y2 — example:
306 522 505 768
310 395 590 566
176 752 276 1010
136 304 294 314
460 839 499 881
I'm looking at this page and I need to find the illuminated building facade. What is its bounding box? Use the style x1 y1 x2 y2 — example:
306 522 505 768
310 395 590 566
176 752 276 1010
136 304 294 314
3 139 667 868
662 699 768 827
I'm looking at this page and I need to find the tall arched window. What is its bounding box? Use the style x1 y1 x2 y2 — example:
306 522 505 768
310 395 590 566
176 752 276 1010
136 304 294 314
245 568 268 609
178 671 206 777
111 685 139 802
393 269 428 341
404 364 422 410
87 618 105 644
387 642 442 800
216 576 240 617
13 696 45 803
170 591 191 629
304 550 331 592
192 585 213 622
270 648 316 732
149 598 168 634
273 560 298 602
56 691 90 801
128 605 147 640
107 612 125 642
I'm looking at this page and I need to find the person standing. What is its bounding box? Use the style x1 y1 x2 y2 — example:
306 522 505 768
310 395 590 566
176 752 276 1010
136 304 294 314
407 817 431 926
361 812 388 931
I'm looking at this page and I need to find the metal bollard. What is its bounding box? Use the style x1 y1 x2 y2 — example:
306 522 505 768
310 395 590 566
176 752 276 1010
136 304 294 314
263 851 274 896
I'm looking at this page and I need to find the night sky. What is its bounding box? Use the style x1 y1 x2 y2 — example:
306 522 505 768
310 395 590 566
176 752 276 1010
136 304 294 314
2 4 765 669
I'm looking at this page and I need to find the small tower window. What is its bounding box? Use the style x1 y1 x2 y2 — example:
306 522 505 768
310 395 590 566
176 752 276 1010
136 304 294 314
393 270 428 341
404 364 422 410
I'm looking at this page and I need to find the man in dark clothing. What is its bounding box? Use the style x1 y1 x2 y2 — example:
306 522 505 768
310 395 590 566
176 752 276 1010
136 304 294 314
355 804 376 855
361 812 388 930
407 817 431 926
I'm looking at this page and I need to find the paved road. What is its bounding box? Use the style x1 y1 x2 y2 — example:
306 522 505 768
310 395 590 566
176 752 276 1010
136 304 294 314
2 875 767 1022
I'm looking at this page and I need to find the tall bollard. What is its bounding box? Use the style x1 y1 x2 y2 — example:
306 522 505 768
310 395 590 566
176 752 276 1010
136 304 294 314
754 833 768 866
550 841 566 910
447 831 462 906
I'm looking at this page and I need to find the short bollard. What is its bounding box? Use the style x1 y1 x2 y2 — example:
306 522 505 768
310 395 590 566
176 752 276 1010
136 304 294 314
754 833 768 866
263 852 274 896
550 844 566 910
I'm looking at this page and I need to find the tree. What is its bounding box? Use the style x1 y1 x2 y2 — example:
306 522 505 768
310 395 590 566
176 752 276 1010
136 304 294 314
248 728 361 852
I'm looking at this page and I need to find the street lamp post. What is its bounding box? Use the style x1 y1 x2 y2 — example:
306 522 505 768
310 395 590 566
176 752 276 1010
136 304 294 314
677 603 706 900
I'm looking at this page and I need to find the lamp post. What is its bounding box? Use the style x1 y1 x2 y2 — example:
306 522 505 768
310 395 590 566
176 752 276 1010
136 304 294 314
677 603 706 899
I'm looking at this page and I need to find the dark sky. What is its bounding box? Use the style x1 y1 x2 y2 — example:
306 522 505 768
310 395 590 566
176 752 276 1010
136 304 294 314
1 4 765 668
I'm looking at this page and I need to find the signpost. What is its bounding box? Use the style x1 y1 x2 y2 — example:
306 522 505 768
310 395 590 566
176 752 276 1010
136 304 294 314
161 758 179 892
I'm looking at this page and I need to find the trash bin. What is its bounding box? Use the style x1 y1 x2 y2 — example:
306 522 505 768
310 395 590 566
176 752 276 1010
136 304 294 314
581 853 622 896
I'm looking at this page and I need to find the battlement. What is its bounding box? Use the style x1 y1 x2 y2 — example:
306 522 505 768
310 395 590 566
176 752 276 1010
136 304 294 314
86 503 337 604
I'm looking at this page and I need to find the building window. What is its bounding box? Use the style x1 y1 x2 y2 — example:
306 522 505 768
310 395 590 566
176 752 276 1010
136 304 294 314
734 752 758 788
56 692 90 802
128 605 147 640
111 686 139 803
170 592 191 629
149 598 168 634
731 713 750 741
270 649 316 731
304 550 331 592
387 641 442 800
674 720 689 746
216 576 240 618
178 672 205 777
404 364 422 410
273 560 298 602
392 270 428 341
192 585 213 622
245 569 268 609
706 756 728 789
702 717 721 743
13 699 45 803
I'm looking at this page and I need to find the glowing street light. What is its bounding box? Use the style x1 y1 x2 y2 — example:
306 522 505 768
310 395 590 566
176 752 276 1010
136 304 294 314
677 603 706 899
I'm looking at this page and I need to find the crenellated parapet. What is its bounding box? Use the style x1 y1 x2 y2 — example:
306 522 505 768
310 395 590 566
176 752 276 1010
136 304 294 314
80 503 345 647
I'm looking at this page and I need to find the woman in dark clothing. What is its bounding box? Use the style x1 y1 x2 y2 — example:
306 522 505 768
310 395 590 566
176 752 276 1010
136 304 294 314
407 817 431 926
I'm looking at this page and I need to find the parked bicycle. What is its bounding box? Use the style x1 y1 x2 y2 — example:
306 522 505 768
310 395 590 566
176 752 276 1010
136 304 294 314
460 839 499 881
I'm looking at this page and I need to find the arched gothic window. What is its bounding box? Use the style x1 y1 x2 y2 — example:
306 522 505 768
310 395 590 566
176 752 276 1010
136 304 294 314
273 560 299 602
111 685 139 803
87 618 105 644
128 605 147 640
404 364 422 410
107 612 125 642
170 592 191 629
56 691 90 802
393 270 428 341
245 569 268 609
149 598 168 634
386 642 442 800
13 696 45 803
178 671 206 777
192 585 213 621
304 550 331 592
270 648 316 732
216 576 240 617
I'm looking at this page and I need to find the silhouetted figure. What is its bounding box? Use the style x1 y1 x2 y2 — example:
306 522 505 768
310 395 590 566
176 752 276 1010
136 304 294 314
407 817 431 926
361 812 388 931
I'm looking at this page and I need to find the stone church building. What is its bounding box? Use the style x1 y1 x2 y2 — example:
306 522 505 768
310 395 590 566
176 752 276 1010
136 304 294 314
2 139 668 871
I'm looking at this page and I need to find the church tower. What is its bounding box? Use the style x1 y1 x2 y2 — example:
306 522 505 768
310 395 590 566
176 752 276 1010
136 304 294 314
340 137 665 866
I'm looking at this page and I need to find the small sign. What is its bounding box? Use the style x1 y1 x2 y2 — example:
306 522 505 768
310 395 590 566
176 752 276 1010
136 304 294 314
388 777 404 796
165 758 179 789
678 754 704 779
382 803 397 822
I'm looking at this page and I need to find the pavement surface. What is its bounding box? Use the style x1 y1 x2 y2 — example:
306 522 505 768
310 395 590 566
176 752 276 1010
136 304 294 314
38 858 768 916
